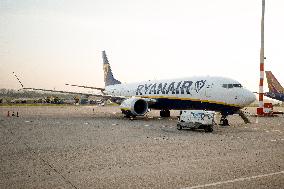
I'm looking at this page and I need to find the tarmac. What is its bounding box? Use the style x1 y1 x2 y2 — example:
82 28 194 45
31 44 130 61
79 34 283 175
0 105 283 189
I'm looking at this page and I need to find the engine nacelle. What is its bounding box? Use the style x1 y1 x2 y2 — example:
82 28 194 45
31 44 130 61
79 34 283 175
120 98 148 116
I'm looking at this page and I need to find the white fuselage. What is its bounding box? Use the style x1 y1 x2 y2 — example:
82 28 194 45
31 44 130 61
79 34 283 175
104 76 255 114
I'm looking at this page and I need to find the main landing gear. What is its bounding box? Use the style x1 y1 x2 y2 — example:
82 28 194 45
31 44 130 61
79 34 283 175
160 110 170 117
219 110 251 126
219 115 229 126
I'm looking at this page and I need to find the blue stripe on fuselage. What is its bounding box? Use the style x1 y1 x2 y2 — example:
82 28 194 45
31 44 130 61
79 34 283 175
147 97 240 115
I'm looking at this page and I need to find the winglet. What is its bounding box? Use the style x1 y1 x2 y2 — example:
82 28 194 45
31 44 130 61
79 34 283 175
13 72 24 88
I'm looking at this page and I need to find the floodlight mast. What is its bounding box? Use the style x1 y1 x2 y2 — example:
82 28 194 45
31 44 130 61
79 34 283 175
258 0 265 115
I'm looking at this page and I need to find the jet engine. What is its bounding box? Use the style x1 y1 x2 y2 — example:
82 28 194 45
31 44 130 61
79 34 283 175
120 98 148 117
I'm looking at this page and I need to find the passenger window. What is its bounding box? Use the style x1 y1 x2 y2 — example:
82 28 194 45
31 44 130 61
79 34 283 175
222 84 228 88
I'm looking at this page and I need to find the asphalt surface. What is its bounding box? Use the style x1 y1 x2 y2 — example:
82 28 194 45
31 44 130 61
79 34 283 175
0 106 283 189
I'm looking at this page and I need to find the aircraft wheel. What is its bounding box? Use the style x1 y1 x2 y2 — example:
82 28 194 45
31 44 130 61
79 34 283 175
220 119 229 126
204 126 213 132
177 124 182 130
220 116 229 126
125 114 131 118
160 110 170 117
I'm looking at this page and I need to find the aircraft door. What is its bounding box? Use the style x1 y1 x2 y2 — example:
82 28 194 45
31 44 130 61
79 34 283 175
205 83 213 98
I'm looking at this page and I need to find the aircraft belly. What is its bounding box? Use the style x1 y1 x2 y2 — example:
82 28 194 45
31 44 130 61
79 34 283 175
149 98 240 114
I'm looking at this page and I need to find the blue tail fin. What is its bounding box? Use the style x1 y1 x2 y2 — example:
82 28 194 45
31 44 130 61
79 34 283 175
102 51 121 86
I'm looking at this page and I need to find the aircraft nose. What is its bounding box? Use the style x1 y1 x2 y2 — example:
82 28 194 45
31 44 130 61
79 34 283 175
245 89 256 105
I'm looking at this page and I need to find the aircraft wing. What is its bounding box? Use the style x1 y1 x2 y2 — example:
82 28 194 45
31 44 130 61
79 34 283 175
13 72 124 101
22 87 104 97
22 87 158 105
21 87 125 103
65 84 105 91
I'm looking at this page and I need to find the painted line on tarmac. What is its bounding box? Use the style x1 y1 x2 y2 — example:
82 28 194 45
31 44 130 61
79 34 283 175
183 170 284 189
270 138 284 142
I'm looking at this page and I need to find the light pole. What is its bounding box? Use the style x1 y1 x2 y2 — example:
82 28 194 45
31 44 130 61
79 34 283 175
258 0 265 115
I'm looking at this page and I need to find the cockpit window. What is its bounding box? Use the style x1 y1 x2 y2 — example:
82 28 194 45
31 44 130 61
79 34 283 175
228 84 233 88
233 84 242 88
222 84 242 89
222 84 228 88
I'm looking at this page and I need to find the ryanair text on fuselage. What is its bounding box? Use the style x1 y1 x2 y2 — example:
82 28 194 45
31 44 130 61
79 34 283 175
136 80 206 95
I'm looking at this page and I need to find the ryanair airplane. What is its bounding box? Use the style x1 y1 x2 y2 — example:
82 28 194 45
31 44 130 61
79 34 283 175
70 51 255 124
17 51 256 125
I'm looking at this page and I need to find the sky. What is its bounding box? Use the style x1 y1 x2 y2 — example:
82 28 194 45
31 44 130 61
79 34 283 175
0 0 283 94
